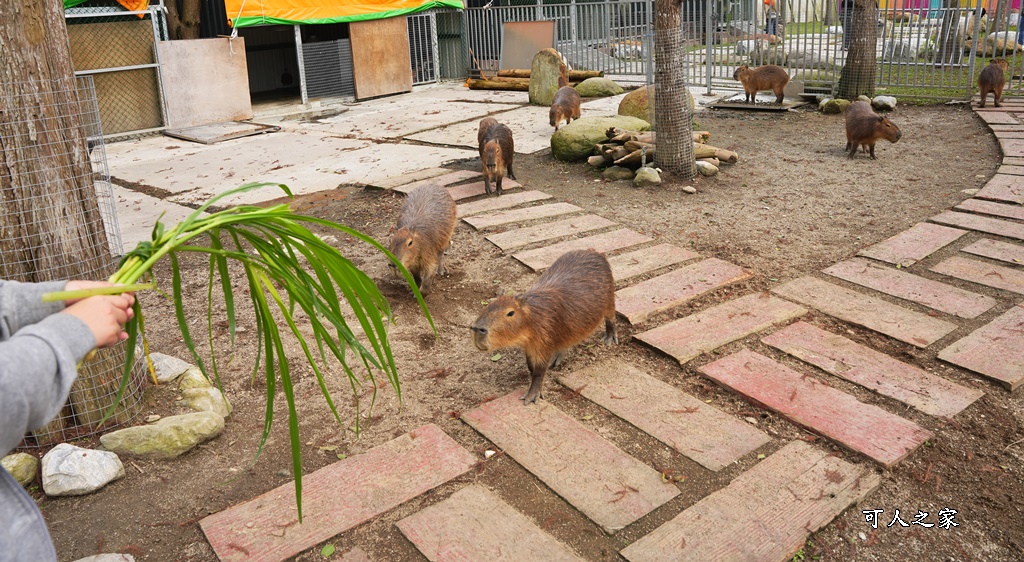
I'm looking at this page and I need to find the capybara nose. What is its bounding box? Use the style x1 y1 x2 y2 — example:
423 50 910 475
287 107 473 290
471 326 488 350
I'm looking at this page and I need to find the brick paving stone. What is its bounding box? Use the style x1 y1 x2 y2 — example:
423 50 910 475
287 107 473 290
772 276 957 347
199 424 476 562
1000 138 1024 158
607 244 701 282
933 210 1024 241
997 164 1024 175
938 303 1024 391
615 259 752 325
448 179 522 201
699 350 933 467
369 167 451 190
986 124 1024 132
485 214 616 251
994 131 1024 140
1004 156 1024 167
955 198 1024 221
762 322 983 418
396 485 585 562
512 229 654 272
974 174 1024 204
393 170 480 194
961 238 1024 265
619 441 879 562
823 258 997 319
557 359 771 471
856 222 967 267
930 256 1024 294
456 190 552 218
979 111 1019 125
463 202 582 230
461 392 680 534
635 292 806 364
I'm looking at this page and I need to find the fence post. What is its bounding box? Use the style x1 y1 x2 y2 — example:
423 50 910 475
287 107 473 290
570 0 578 44
150 6 170 130
645 0 654 86
705 0 713 94
965 3 983 100
294 24 308 105
430 11 440 84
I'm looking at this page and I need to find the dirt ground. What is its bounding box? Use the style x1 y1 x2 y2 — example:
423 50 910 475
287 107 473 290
40 103 1023 562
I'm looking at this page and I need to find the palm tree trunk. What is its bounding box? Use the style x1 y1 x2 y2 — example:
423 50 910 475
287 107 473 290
652 0 697 180
836 0 878 99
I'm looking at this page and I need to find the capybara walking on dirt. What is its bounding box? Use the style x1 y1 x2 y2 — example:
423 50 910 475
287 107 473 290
978 58 1009 108
549 65 581 131
478 118 516 196
471 249 618 404
732 64 790 104
845 100 902 159
387 183 457 295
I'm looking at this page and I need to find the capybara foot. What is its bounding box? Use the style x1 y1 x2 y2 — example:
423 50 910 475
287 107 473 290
549 351 565 370
521 386 542 405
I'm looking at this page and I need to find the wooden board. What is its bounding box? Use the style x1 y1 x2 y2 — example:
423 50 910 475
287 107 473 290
511 229 654 272
457 190 552 218
961 238 1024 265
350 17 413 100
938 303 1024 391
462 203 582 230
955 198 1024 221
930 256 1024 295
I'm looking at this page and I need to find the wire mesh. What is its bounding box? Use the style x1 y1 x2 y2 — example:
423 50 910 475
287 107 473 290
409 12 440 84
302 39 357 100
652 21 698 179
0 76 145 447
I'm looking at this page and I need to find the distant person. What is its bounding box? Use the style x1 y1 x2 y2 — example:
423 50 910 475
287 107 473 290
765 0 779 36
0 279 134 562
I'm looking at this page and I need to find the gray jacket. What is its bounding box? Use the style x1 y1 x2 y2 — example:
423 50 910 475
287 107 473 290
0 280 96 562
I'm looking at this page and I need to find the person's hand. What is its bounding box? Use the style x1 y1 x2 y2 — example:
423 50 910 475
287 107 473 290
62 293 135 348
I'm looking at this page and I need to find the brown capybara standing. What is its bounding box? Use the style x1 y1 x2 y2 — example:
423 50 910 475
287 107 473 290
845 100 902 159
978 58 1009 108
471 249 618 404
387 183 456 295
732 64 790 104
478 118 515 196
549 65 581 131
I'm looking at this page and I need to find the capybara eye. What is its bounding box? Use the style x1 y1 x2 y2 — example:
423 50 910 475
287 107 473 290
407 239 413 246
506 310 515 317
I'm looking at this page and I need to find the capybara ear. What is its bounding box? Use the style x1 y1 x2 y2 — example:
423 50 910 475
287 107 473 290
876 115 885 123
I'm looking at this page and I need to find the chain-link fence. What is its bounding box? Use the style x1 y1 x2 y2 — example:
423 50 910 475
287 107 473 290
1 76 146 447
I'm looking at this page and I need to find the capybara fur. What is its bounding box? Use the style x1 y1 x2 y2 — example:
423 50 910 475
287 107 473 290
845 101 902 159
471 249 618 404
478 118 516 196
550 66 581 131
978 58 1009 108
732 64 790 104
387 183 456 295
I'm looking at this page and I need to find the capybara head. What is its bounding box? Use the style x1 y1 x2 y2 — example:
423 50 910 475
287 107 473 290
471 295 526 351
387 227 420 279
991 58 1009 72
870 114 902 144
482 139 505 180
549 105 559 127
732 65 750 81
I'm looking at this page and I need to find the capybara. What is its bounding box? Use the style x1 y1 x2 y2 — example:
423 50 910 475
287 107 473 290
978 58 1009 108
387 183 456 295
845 100 902 159
471 249 618 404
478 118 516 196
549 66 581 131
732 64 790 104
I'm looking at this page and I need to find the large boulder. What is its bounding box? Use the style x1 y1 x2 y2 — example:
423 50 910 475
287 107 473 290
177 387 232 417
575 77 623 98
551 116 650 162
2 452 39 487
617 85 693 129
99 411 224 459
528 48 565 106
41 444 124 496
149 352 192 384
178 366 212 390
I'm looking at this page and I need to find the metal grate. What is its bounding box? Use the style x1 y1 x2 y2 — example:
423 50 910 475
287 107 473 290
409 12 440 84
302 39 357 100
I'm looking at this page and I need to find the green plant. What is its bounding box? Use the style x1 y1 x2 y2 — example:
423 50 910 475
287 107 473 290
46 182 431 521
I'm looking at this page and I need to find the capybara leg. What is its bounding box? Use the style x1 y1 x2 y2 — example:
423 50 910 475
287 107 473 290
496 177 503 197
522 358 547 405
868 144 877 160
507 163 516 180
775 92 785 104
847 145 858 158
483 176 492 195
435 250 447 276
549 350 566 370
995 89 1003 107
418 273 433 296
845 141 852 152
603 318 618 345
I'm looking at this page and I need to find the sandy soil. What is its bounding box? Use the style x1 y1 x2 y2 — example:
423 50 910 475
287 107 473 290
37 103 1024 562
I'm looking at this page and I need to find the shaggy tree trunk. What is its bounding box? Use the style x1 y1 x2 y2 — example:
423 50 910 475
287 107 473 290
934 0 963 66
836 0 878 99
0 0 141 443
652 0 697 180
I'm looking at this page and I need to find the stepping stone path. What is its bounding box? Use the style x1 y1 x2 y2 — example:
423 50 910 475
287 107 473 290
607 244 700 282
699 350 933 467
462 202 582 230
856 222 967 266
447 179 522 201
456 190 552 218
931 210 1024 240
512 228 654 272
615 258 752 324
930 256 1024 294
938 304 1024 390
392 169 478 195
961 238 1024 265
955 198 1024 221
485 214 616 251
976 173 1024 204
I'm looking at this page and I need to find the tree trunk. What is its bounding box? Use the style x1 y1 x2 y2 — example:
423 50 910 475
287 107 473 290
652 0 697 180
934 0 963 66
165 0 201 40
0 0 142 444
836 0 878 99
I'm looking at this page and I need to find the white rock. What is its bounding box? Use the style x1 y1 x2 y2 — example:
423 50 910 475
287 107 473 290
961 188 980 195
177 387 233 417
858 532 867 541
41 444 124 496
149 353 192 384
71 555 136 562
178 367 213 391
2 452 39 487
145 414 161 423
484 450 496 459
682 186 698 194
633 166 662 187
696 160 719 177
872 96 898 111
744 417 758 425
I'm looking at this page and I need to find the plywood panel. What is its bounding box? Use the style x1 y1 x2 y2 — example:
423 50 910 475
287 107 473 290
157 38 253 129
350 17 413 100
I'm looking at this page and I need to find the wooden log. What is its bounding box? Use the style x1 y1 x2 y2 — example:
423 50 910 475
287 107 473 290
610 146 633 161
615 148 656 167
699 157 721 167
635 132 655 144
693 131 711 143
588 155 609 166
497 69 603 80
467 78 529 91
694 144 738 164
625 140 655 152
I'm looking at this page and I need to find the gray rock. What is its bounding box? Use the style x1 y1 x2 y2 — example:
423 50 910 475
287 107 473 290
872 96 897 111
783 80 805 99
696 160 719 177
71 555 136 562
178 367 213 391
682 185 698 194
602 166 636 181
734 39 762 56
99 411 224 459
633 167 661 187
149 352 192 384
41 444 124 496
587 155 608 167
617 85 692 129
551 116 651 162
856 95 872 104
821 98 851 114
785 50 834 71
528 48 565 106
177 387 232 417
574 77 623 98
2 452 38 487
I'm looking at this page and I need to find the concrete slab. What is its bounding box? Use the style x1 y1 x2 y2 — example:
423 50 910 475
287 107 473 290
485 214 616 251
978 111 1019 125
607 244 701 282
772 276 957 348
615 259 752 324
448 180 523 200
856 222 968 267
700 350 933 468
407 105 555 154
763 322 983 418
397 485 585 562
462 203 583 230
620 441 880 562
997 164 1024 175
999 137 1024 157
302 99 521 140
461 392 680 534
558 359 771 471
112 184 202 254
366 167 451 190
955 198 1024 221
931 210 1024 241
961 238 1024 265
512 229 654 272
938 303 1024 391
930 256 1024 295
975 174 1024 204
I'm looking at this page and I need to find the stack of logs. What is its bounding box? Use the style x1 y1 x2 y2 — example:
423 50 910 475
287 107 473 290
587 128 739 169
466 69 603 91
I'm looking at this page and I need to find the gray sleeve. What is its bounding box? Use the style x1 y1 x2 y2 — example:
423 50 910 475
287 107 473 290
0 280 68 338
0 313 95 456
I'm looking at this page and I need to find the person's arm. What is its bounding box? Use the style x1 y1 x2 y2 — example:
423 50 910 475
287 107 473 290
0 280 67 338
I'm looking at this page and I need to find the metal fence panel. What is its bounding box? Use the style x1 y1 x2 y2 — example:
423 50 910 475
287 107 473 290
302 39 357 100
410 13 440 84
